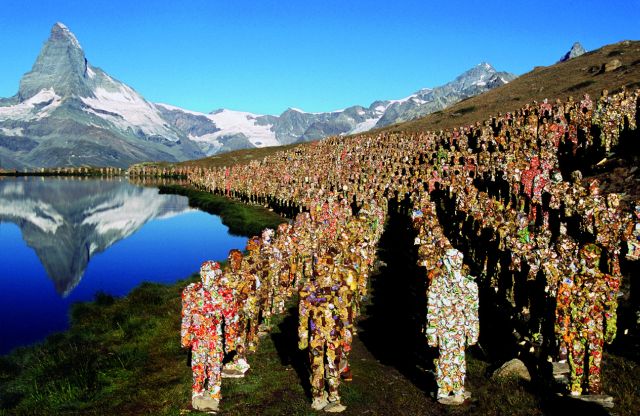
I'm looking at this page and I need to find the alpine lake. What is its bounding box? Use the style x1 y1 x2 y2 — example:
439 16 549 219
0 176 248 354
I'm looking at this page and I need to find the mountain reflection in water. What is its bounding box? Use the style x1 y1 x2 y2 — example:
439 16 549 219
0 177 190 295
0 177 247 354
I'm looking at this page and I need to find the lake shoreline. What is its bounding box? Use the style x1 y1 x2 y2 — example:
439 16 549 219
157 184 287 237
0 184 287 413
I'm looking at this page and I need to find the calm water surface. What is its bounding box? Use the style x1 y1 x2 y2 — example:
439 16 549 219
0 177 247 354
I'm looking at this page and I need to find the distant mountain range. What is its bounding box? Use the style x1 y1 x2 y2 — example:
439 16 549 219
0 23 516 168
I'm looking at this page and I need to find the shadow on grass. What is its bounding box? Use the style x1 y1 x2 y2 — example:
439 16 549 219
541 394 612 416
358 207 437 396
270 303 312 400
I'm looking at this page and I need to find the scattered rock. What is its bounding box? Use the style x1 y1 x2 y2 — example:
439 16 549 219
604 59 623 72
492 359 531 382
588 65 601 74
572 394 615 408
552 362 570 384
552 361 569 376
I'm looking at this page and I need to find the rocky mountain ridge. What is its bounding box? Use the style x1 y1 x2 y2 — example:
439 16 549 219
0 23 517 168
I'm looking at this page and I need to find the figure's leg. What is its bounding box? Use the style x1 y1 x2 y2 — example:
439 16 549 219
325 341 342 403
205 340 224 401
310 338 325 399
191 346 207 399
246 302 260 352
587 334 604 395
324 340 347 412
451 337 467 398
568 336 586 395
339 332 353 381
309 337 329 409
235 313 248 356
436 337 455 399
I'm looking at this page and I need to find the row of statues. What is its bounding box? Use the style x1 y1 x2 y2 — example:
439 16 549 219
179 87 639 411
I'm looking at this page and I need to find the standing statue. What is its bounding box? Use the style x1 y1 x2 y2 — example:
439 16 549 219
298 252 348 412
181 261 238 412
557 243 619 396
221 249 251 378
426 248 480 405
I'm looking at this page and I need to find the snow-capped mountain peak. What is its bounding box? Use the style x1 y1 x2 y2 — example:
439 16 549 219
51 22 82 49
0 22 204 168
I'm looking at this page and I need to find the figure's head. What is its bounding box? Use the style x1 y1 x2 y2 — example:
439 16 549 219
551 169 563 184
277 223 290 236
246 236 261 252
556 235 577 258
588 179 600 196
579 243 602 269
200 260 222 289
607 193 620 209
443 248 464 274
262 228 274 245
530 156 540 169
228 249 243 271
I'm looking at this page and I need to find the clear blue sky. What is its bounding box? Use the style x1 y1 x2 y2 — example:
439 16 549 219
1 0 639 115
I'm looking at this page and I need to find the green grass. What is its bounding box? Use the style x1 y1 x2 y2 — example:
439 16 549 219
0 280 193 415
1 276 638 415
158 185 286 237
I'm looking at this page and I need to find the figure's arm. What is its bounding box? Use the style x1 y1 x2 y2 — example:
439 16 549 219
221 289 240 353
465 279 480 346
604 274 620 344
298 286 310 350
426 282 439 347
555 282 571 344
180 288 193 349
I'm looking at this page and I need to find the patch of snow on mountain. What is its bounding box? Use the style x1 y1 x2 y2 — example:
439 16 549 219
388 94 418 105
188 133 223 155
288 107 344 115
81 84 178 140
206 109 278 147
0 127 24 136
351 116 382 134
374 105 387 113
0 88 62 121
54 22 82 49
155 103 205 117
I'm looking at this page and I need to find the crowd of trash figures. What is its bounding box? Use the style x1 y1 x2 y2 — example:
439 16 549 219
175 86 640 412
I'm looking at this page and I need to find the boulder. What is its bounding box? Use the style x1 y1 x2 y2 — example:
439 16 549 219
604 59 623 72
492 358 531 382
